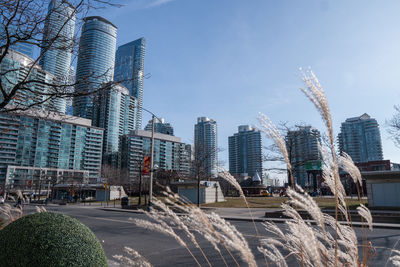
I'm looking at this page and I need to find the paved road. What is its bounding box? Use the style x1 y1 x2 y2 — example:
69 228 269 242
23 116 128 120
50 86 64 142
21 205 400 266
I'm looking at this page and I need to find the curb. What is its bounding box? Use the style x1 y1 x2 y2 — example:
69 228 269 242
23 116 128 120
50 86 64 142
98 207 400 229
99 208 144 214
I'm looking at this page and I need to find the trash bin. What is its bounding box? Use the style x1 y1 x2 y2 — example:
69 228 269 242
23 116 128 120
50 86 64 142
121 196 129 207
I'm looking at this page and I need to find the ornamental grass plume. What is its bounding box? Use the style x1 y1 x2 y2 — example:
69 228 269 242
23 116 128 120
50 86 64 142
0 203 22 229
257 113 294 187
255 69 378 266
357 204 373 231
132 189 257 267
339 152 362 186
219 168 268 265
113 247 153 267
388 250 400 266
126 69 400 267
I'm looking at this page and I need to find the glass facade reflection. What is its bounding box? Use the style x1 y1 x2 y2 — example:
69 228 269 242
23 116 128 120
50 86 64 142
114 38 146 130
74 16 117 119
39 0 76 114
228 125 262 178
338 113 383 163
92 83 136 164
0 110 103 184
194 117 218 178
0 25 35 58
0 49 57 110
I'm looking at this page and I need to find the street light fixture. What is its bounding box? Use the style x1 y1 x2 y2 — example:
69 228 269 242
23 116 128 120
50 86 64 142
142 107 162 211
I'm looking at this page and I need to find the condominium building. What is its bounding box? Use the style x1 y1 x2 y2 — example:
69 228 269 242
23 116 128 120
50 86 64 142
73 16 117 119
0 49 58 111
120 130 190 181
286 126 321 187
338 113 383 163
144 118 174 136
92 82 137 163
0 26 35 58
114 38 146 130
194 117 218 178
40 0 76 113
228 125 262 178
0 109 103 187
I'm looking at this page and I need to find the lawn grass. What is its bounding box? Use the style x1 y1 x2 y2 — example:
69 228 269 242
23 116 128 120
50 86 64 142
202 196 367 209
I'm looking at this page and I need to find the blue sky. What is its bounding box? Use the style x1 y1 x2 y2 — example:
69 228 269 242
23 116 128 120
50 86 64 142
93 0 400 176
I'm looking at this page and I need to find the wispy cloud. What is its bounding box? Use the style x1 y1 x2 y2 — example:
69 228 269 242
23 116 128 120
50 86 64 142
146 0 176 8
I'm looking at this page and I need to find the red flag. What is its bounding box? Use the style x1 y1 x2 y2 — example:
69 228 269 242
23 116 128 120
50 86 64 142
142 156 151 174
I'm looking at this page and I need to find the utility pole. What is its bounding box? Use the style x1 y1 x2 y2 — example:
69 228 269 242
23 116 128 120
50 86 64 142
38 168 42 201
149 115 155 211
138 163 143 206
197 173 200 207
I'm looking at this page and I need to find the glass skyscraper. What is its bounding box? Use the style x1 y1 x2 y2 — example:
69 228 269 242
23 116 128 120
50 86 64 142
228 125 262 178
0 109 103 186
9 42 34 59
338 113 383 163
0 25 35 58
194 117 218 178
73 16 117 119
114 38 146 130
286 126 321 187
92 82 136 163
40 0 76 114
0 49 57 110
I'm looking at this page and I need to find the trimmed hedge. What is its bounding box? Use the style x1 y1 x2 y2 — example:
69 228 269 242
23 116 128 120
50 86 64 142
0 212 107 267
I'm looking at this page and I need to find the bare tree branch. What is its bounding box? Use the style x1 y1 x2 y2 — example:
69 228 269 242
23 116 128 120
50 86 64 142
387 105 400 148
0 0 123 114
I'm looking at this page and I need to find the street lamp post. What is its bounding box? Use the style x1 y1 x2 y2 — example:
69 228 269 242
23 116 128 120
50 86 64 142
141 108 162 211
149 114 155 210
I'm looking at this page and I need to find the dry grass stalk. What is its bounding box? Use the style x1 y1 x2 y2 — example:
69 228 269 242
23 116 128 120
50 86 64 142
219 169 268 266
339 152 362 186
160 190 231 266
256 70 376 266
138 189 257 267
257 113 294 187
113 247 153 267
35 206 47 213
126 70 386 267
149 198 212 267
357 204 373 231
388 250 400 266
132 218 196 260
258 238 288 267
300 68 342 265
0 203 23 229
219 170 245 198
166 191 256 267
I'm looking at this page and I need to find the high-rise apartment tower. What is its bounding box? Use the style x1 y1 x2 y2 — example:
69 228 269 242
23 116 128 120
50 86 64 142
73 16 117 119
114 38 146 130
92 82 136 164
40 0 76 113
338 113 383 162
286 126 321 187
228 125 262 178
194 117 218 178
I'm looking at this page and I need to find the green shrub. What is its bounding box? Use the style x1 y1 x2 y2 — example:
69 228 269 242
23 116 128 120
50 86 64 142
0 212 107 267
